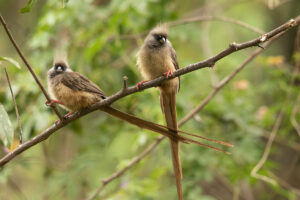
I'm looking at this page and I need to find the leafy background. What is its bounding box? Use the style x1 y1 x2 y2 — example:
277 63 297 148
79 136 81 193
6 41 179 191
0 0 300 199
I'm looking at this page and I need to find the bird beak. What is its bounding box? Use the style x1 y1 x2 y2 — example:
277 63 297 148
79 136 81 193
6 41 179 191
159 37 166 44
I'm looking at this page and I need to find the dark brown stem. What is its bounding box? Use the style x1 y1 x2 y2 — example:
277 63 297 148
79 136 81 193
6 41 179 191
0 15 299 168
4 68 23 144
166 16 265 34
0 14 63 120
110 15 266 43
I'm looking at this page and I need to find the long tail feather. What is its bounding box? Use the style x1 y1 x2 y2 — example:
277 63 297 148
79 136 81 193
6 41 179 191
160 90 183 200
100 106 232 151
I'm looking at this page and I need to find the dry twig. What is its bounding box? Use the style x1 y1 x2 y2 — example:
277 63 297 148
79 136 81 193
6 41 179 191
291 93 300 137
112 15 266 42
166 16 265 34
4 68 23 144
0 14 63 120
251 67 299 185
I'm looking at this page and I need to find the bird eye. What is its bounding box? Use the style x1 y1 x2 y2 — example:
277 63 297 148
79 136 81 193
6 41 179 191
55 65 64 72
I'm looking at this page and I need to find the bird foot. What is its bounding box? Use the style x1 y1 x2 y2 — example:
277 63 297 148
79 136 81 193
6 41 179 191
54 112 73 125
163 69 174 78
63 112 73 119
136 80 149 90
45 99 64 107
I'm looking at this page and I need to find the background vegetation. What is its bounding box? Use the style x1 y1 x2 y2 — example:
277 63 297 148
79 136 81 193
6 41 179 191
0 0 299 199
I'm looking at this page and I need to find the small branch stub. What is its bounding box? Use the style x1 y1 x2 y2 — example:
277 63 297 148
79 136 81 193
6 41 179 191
288 19 296 27
210 62 215 70
260 34 268 42
229 42 238 50
123 76 128 90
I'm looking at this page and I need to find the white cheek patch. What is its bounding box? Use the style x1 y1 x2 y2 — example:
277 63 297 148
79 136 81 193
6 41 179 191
66 68 73 72
48 68 55 74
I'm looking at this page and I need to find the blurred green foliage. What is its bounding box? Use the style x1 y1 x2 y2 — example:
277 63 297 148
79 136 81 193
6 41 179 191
0 0 300 199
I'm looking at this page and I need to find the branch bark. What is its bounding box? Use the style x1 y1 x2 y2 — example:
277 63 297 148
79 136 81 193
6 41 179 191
0 14 63 120
0 15 299 168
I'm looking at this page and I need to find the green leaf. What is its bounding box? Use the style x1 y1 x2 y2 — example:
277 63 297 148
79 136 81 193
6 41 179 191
19 0 36 13
0 56 21 69
0 105 14 148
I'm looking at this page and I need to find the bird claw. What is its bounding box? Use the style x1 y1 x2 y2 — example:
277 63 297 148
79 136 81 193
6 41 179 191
63 112 73 119
54 112 72 125
163 70 174 78
136 80 148 90
45 100 52 106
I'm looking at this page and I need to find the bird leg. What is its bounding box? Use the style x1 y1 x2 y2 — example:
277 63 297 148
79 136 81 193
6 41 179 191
45 99 64 107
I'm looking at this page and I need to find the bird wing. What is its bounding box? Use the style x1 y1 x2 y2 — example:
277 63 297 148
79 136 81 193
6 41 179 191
170 47 180 91
61 72 106 99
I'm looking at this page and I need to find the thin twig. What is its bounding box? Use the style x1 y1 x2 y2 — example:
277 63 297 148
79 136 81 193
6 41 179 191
4 68 23 144
250 67 298 185
0 14 63 120
272 173 300 196
86 23 290 200
261 131 300 152
251 111 284 185
112 15 266 42
291 93 300 137
268 0 295 9
0 16 299 168
122 76 128 90
166 16 265 34
86 136 164 200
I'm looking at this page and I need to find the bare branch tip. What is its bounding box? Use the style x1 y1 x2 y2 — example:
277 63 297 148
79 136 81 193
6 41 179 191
288 19 296 27
123 76 128 90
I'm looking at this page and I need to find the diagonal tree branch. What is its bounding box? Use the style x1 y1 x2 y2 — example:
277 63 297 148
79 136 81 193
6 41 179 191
0 14 63 120
4 68 23 144
166 15 265 34
0 16 299 168
111 15 266 42
86 27 291 200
